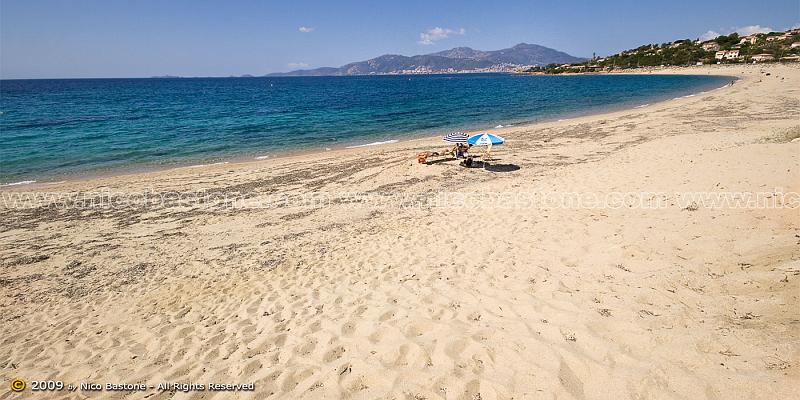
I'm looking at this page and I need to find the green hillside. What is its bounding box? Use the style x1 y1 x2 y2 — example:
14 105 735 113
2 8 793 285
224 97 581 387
524 29 800 74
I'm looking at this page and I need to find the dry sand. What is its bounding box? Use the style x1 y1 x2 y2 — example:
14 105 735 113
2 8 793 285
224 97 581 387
1 64 798 399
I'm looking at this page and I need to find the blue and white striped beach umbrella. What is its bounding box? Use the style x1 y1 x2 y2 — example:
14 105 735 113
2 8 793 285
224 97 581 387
467 133 505 146
443 132 469 143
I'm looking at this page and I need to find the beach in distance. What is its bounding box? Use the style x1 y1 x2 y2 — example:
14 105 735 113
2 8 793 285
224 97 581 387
1 64 799 399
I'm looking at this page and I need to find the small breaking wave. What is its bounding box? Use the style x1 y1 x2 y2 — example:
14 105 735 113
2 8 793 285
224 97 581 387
183 162 229 169
345 140 399 149
2 180 36 187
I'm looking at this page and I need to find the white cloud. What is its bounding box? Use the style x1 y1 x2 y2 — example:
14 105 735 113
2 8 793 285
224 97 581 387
700 24 775 41
735 25 774 36
288 62 309 68
699 30 721 41
298 26 314 33
418 27 465 45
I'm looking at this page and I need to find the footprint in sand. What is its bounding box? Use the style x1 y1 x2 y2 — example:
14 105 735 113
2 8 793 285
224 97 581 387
381 344 409 367
444 338 467 360
368 328 384 344
280 368 314 393
242 359 262 377
323 345 346 363
405 322 430 338
379 310 395 322
353 304 368 316
294 338 317 356
273 333 288 347
306 318 323 334
558 358 586 400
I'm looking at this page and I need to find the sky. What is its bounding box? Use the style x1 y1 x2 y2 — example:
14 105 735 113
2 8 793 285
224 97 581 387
1 0 799 79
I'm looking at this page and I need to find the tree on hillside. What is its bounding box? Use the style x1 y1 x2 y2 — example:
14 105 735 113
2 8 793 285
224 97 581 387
715 33 740 49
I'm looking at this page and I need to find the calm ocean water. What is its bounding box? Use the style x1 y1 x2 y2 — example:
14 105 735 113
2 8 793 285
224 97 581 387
0 73 730 184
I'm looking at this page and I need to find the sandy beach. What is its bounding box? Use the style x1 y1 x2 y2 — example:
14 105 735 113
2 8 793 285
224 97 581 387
1 64 798 399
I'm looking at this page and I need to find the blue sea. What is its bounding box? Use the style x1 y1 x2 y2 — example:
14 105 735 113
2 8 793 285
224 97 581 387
0 73 731 185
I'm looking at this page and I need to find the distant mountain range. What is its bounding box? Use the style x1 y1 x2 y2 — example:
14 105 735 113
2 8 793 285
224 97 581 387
268 43 585 76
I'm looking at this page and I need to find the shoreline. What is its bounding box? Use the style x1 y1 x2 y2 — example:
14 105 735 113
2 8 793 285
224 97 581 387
1 69 737 190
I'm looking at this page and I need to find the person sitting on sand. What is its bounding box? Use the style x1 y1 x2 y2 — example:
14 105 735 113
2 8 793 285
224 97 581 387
417 151 441 164
451 143 463 158
452 143 470 159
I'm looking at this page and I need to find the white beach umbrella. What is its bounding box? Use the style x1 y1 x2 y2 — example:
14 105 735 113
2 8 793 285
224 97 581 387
443 132 469 143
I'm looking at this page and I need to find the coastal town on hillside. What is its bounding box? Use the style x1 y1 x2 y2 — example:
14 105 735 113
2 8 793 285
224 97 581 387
382 63 525 75
526 27 800 74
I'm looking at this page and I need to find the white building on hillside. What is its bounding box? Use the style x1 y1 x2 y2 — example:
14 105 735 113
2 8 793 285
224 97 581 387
739 36 757 45
725 49 740 59
751 54 774 62
715 50 740 60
